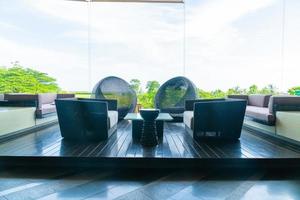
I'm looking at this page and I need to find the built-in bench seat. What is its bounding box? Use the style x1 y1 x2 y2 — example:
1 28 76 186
0 107 36 137
228 94 300 143
246 105 275 125
0 93 75 118
229 94 300 125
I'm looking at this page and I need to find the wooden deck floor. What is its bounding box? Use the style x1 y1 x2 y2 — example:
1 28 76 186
1 120 300 160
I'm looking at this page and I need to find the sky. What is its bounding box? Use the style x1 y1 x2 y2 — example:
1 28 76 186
0 0 299 92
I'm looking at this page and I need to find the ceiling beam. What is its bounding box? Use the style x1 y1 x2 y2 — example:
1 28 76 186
67 0 183 3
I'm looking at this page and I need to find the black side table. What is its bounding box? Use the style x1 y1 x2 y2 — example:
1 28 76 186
139 109 160 146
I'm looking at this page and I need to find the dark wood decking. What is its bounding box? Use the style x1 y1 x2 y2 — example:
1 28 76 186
1 120 300 160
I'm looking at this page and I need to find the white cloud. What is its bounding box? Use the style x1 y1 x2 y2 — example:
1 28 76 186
186 0 275 38
27 0 89 25
1 0 299 92
0 37 89 91
24 0 184 88
0 21 22 31
184 0 287 91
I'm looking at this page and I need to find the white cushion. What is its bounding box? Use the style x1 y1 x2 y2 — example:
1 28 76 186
108 111 118 128
0 94 4 101
183 111 194 129
40 104 56 115
246 106 275 124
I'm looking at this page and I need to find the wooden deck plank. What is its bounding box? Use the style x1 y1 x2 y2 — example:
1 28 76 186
116 129 132 157
164 127 181 158
161 134 173 158
1 120 300 160
166 123 193 158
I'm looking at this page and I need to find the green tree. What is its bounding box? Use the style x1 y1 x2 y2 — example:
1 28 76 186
260 84 277 94
288 86 300 96
137 81 160 108
146 81 160 93
227 86 245 95
0 63 60 93
211 89 226 98
129 79 141 94
198 89 213 99
248 84 259 94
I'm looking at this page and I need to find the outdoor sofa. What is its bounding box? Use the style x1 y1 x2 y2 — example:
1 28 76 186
55 98 118 141
228 94 300 125
183 98 247 140
0 93 75 118
228 94 300 143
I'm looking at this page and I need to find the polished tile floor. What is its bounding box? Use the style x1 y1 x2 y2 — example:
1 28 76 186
0 168 299 200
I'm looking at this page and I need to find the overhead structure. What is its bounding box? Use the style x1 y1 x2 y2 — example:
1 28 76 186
67 0 183 3
155 76 198 122
92 76 137 119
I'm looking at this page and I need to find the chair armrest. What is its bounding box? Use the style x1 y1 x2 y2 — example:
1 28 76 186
78 98 118 111
269 96 300 114
227 95 249 101
57 93 75 99
185 98 225 111
160 107 184 114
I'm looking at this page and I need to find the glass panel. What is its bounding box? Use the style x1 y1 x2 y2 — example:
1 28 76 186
90 2 184 108
185 0 283 96
284 0 300 95
0 0 88 136
1 0 299 160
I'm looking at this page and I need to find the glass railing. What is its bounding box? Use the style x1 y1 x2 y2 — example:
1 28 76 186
0 0 299 138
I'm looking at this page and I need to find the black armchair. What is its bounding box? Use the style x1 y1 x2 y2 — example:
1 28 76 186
184 98 247 140
55 98 118 141
77 98 118 111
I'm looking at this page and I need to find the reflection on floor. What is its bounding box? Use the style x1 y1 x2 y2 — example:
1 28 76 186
0 168 299 200
0 120 300 159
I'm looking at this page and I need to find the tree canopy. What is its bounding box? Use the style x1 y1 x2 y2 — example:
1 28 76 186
1 63 298 109
129 79 141 94
0 63 60 93
288 86 300 96
137 81 160 108
146 81 160 94
128 79 288 108
129 80 161 108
